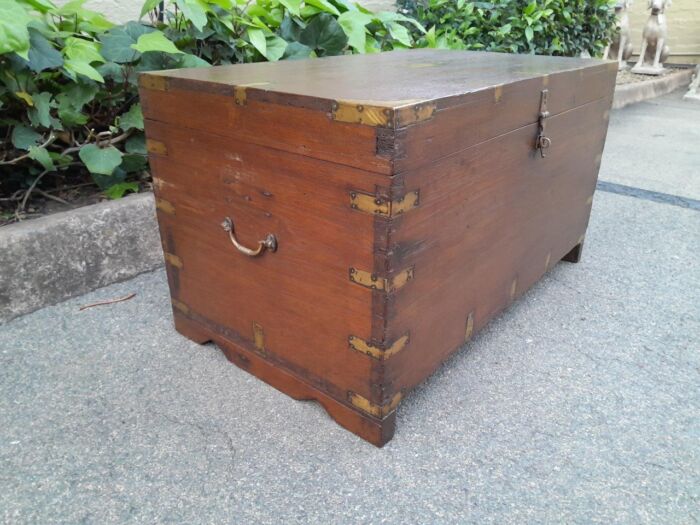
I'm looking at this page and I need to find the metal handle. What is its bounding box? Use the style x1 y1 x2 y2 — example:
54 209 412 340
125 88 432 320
220 217 277 257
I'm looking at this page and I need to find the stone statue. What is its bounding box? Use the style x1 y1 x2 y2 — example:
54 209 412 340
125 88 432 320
604 1 634 70
684 65 700 102
632 0 671 75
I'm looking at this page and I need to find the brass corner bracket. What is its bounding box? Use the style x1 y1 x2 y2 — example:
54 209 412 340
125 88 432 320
349 333 409 360
464 312 474 342
146 139 167 156
349 266 414 293
350 190 420 218
155 198 175 215
332 100 436 128
252 321 265 353
164 252 183 269
348 391 402 419
139 74 168 92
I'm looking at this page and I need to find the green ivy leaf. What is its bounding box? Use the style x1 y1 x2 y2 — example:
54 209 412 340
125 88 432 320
264 35 288 61
20 0 55 13
299 14 347 56
0 0 32 59
119 103 144 131
386 22 412 47
280 15 304 41
11 125 42 150
79 144 123 175
28 145 55 171
131 31 183 55
58 106 88 126
104 181 139 199
64 37 105 64
174 0 208 32
338 11 372 52
63 58 105 82
99 21 155 63
278 0 301 16
28 92 53 128
26 28 63 72
175 53 211 68
125 134 147 154
304 0 340 16
119 153 147 173
247 28 266 56
140 0 161 18
375 11 425 34
56 82 99 111
282 41 313 60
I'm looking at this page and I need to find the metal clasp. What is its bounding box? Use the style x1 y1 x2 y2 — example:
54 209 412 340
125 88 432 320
536 89 551 158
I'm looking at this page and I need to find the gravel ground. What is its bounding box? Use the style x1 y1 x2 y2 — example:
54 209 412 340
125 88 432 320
1 91 699 524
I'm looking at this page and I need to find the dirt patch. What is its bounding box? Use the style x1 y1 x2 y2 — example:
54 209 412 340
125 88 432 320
616 66 685 85
1 169 151 227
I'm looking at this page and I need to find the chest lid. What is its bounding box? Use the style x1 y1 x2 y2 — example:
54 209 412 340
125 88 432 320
140 49 616 174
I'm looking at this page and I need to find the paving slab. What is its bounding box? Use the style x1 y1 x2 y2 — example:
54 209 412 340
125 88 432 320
1 188 698 524
601 89 700 201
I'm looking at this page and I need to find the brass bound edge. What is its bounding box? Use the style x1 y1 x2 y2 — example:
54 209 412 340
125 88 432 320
349 267 414 292
155 198 175 215
332 101 436 128
234 86 247 106
139 74 168 91
146 139 167 155
164 252 183 268
464 312 474 342
253 322 265 353
171 298 189 314
348 392 402 419
350 190 420 218
349 333 409 360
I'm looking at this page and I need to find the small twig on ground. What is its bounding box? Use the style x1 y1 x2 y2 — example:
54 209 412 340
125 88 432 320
79 293 136 311
34 188 71 206
17 169 50 215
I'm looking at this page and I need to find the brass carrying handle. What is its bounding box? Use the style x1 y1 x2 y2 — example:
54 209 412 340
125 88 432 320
220 217 277 257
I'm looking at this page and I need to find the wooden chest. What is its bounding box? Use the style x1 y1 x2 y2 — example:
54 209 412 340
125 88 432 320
139 50 616 446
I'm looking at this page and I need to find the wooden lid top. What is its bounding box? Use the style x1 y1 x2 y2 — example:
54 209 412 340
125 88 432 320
148 49 611 109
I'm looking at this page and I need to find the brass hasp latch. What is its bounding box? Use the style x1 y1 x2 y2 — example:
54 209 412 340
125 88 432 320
536 89 551 158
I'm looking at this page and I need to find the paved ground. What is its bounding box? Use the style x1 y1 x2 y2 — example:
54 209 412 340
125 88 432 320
1 91 699 524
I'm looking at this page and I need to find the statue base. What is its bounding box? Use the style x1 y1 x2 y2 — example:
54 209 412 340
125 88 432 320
631 65 665 76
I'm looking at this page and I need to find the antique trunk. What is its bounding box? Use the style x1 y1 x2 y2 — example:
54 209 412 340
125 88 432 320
139 49 616 446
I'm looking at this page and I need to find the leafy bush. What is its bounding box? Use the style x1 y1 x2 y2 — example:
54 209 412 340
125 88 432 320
0 0 423 219
397 0 616 57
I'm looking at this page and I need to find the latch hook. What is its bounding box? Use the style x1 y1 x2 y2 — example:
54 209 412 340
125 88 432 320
536 89 551 158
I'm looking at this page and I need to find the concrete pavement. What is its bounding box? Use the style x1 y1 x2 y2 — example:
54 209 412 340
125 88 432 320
1 91 698 524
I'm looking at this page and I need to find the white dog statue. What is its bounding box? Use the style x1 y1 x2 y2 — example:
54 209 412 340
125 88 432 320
632 0 671 75
604 1 634 70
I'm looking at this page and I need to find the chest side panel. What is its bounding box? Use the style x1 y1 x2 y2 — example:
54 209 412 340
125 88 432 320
381 94 612 394
143 117 391 403
391 62 617 173
139 80 391 175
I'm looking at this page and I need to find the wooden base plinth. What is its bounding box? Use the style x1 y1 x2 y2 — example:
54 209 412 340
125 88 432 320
173 311 396 447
